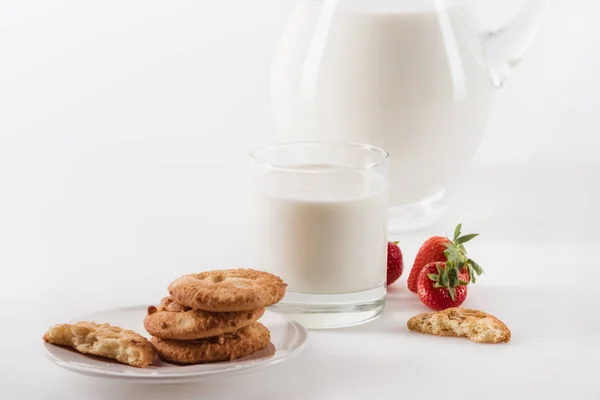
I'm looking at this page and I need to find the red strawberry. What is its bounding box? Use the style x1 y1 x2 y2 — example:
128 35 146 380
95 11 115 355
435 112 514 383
417 261 469 311
407 236 449 292
387 241 403 286
407 223 483 293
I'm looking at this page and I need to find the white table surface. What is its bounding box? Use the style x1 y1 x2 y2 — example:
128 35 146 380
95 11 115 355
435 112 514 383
2 0 600 398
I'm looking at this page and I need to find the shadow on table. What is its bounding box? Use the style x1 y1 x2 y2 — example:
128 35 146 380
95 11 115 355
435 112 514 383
73 346 430 400
327 284 428 335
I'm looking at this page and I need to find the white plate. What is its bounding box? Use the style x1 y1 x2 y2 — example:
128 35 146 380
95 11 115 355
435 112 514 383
43 306 308 383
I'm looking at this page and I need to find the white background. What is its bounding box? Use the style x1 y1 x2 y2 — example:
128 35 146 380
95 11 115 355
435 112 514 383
1 0 599 399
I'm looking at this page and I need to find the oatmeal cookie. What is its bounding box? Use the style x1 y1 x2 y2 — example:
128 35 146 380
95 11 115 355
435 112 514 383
407 307 511 344
151 322 271 364
144 297 265 340
168 269 286 312
43 321 154 367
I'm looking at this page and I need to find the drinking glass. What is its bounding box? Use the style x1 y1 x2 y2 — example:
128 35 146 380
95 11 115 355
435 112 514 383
250 142 389 329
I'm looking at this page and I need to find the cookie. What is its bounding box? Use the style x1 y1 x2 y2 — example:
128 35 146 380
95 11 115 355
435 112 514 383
144 297 265 340
168 269 287 312
407 307 511 344
43 321 155 367
151 322 271 364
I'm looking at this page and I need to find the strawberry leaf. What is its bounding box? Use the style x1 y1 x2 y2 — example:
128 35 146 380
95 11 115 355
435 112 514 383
436 264 444 275
448 287 456 301
443 248 451 260
428 273 440 282
453 224 462 242
441 273 449 287
449 276 458 287
446 268 458 284
468 259 484 275
443 224 485 286
444 245 463 264
456 233 479 244
458 279 470 285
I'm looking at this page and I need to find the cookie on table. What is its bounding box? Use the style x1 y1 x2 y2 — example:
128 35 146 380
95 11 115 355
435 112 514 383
43 321 155 367
168 268 287 312
407 307 511 344
151 322 271 364
144 297 265 340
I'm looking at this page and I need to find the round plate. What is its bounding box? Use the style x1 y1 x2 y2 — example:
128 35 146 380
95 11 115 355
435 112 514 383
43 306 308 383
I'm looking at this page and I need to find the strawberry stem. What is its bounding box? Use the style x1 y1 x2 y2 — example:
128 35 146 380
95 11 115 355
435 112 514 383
444 223 484 285
427 261 465 301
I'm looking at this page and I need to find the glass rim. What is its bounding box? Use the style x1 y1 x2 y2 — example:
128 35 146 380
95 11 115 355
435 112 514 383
249 141 389 172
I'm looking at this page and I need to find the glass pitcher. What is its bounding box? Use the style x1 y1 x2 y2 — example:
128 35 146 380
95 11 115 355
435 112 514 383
270 0 549 232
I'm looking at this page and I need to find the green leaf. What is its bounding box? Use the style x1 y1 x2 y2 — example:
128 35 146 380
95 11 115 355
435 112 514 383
392 241 399 245
428 273 440 282
476 262 484 274
468 259 484 275
436 264 444 275
444 247 459 263
449 276 458 287
453 224 462 242
456 233 479 245
443 242 454 259
434 282 444 288
448 287 456 301
446 267 458 280
441 273 449 287
458 279 470 285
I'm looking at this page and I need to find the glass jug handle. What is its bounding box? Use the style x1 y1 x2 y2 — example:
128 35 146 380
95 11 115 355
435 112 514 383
480 0 550 88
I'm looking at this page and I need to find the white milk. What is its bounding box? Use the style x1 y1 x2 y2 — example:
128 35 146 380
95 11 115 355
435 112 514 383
271 1 492 204
254 166 388 294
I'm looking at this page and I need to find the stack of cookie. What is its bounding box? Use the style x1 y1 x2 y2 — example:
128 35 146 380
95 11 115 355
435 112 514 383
144 268 287 364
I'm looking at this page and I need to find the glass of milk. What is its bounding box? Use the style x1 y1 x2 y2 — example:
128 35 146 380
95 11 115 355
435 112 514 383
250 142 389 329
